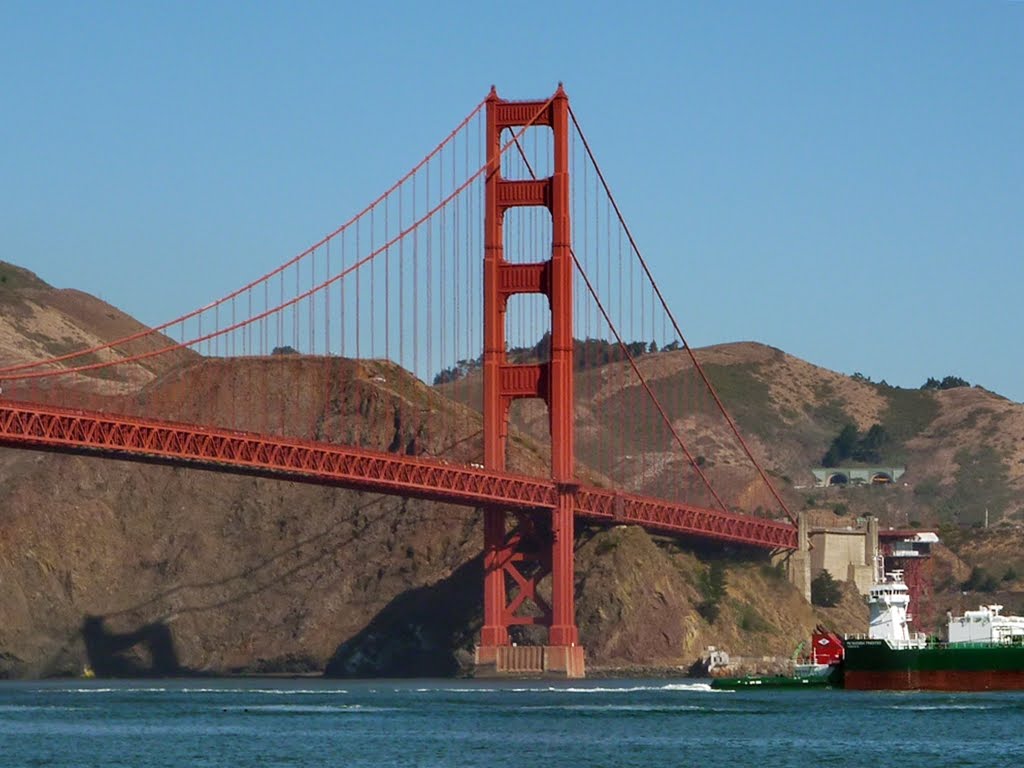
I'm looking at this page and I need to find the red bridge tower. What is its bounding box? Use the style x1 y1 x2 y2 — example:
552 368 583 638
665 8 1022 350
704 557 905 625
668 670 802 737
475 86 584 677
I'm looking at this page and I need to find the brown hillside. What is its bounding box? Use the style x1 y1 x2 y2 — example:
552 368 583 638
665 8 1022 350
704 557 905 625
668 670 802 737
0 349 830 679
0 347 486 677
0 266 824 678
2 262 1022 678
440 338 1024 637
0 261 195 396
441 340 1024 529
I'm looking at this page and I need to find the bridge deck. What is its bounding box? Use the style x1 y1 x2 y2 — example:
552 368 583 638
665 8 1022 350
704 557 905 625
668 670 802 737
0 400 797 550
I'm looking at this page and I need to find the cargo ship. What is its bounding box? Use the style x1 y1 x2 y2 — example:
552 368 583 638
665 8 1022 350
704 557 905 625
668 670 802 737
843 564 1024 691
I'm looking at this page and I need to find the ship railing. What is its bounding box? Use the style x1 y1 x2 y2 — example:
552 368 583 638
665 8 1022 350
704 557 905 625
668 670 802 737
946 636 1024 649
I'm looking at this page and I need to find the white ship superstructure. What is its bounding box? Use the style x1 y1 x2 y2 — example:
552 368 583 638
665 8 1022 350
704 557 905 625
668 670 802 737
867 561 926 649
948 605 1024 645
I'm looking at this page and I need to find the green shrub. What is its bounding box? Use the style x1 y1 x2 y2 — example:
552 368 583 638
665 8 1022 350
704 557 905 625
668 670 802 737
962 566 998 593
594 537 618 557
811 570 842 607
738 604 771 633
698 561 727 623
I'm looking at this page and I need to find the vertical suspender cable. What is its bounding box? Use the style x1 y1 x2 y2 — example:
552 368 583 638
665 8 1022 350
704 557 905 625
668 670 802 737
568 106 793 522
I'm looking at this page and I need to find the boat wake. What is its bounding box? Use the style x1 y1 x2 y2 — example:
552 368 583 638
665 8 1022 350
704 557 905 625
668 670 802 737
416 682 722 694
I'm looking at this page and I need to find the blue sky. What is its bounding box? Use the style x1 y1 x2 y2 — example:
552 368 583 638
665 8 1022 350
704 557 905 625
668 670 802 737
2 1 1022 401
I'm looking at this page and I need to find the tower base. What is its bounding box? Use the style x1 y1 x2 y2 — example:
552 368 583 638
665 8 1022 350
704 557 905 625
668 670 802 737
473 645 585 679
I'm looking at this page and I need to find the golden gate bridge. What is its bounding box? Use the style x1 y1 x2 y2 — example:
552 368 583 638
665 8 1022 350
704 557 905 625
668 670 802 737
0 86 798 677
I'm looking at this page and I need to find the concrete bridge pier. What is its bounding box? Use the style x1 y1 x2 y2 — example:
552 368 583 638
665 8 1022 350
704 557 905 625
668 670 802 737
474 645 585 678
782 511 811 602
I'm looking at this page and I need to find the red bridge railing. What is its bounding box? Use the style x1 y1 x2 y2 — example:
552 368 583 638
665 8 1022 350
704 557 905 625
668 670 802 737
0 399 797 550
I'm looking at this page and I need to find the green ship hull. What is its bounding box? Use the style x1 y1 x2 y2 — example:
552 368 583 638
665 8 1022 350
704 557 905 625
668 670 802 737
711 668 842 690
843 638 1024 691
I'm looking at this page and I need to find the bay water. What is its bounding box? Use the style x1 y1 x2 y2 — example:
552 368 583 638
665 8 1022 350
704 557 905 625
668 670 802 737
2 678 1023 767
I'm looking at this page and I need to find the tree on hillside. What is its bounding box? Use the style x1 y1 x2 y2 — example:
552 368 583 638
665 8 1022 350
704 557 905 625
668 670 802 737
822 422 890 466
822 424 859 467
962 566 998 593
921 375 970 391
940 375 970 389
851 423 889 463
625 341 647 358
431 334 662 384
698 561 727 623
811 570 842 607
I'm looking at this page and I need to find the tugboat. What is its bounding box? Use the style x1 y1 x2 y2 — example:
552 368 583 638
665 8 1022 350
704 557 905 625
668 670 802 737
710 627 845 690
843 562 1024 691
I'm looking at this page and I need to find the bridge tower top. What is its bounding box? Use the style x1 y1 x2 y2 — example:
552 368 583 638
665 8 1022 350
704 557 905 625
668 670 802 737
482 85 573 482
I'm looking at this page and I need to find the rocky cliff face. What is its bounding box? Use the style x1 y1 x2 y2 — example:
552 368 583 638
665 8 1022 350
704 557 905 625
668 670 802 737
0 357 489 678
573 526 867 672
